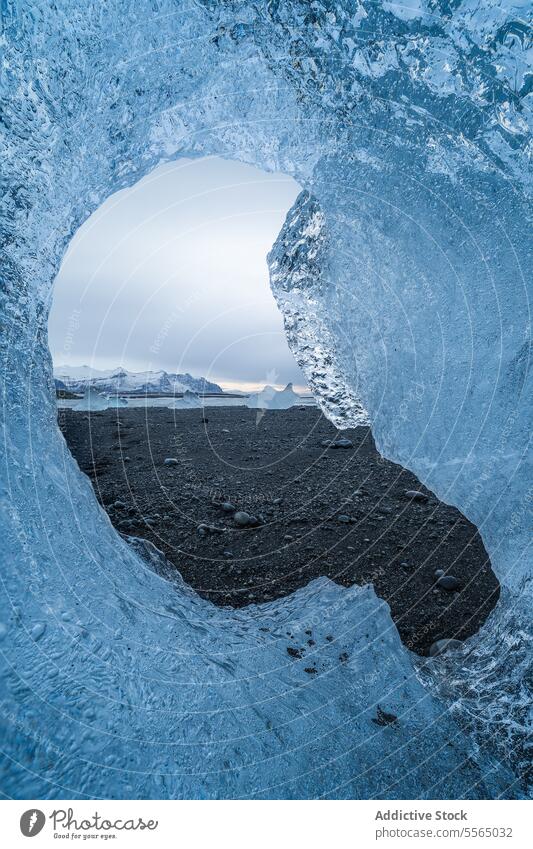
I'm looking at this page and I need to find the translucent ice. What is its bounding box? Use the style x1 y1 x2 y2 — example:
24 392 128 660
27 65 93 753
105 395 129 408
246 383 302 410
73 387 110 411
168 390 202 409
0 0 530 798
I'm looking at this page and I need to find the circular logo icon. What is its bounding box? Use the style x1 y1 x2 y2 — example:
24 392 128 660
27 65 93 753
20 810 46 837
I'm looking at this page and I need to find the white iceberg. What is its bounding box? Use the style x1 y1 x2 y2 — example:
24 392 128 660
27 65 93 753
72 386 109 411
168 390 202 409
246 382 302 410
105 395 128 408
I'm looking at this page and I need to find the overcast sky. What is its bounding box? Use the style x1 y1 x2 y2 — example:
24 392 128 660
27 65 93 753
48 157 306 391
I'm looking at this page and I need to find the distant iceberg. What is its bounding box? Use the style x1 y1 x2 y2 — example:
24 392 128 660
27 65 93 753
246 382 302 410
72 386 109 411
168 390 202 409
105 395 128 408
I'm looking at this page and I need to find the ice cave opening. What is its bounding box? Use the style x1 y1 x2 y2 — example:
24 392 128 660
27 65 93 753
48 155 500 660
1 0 530 801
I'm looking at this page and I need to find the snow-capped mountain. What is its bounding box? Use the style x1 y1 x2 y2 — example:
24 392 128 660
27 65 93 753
54 364 118 380
54 365 222 395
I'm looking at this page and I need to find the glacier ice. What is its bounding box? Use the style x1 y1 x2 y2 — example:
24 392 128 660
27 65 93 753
73 387 111 411
105 395 129 408
245 382 302 410
168 390 202 409
0 0 531 798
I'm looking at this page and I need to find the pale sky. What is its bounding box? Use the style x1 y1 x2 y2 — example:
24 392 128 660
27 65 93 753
48 157 307 392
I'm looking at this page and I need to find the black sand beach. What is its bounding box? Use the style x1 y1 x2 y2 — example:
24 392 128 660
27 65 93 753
59 405 499 655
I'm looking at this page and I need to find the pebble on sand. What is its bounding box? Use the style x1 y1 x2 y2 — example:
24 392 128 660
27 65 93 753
404 490 428 502
198 523 225 535
234 511 257 527
436 575 461 591
322 437 353 449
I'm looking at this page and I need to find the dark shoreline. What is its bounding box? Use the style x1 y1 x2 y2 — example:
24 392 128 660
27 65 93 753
59 405 499 655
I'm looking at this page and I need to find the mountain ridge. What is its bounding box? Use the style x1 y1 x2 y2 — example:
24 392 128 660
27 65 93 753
54 365 222 395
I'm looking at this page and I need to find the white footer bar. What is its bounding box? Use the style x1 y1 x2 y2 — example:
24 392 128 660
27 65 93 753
3 799 530 848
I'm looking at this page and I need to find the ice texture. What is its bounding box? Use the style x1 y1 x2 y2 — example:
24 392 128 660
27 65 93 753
0 0 531 798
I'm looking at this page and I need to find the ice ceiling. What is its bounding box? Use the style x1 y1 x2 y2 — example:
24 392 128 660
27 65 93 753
1 0 531 798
